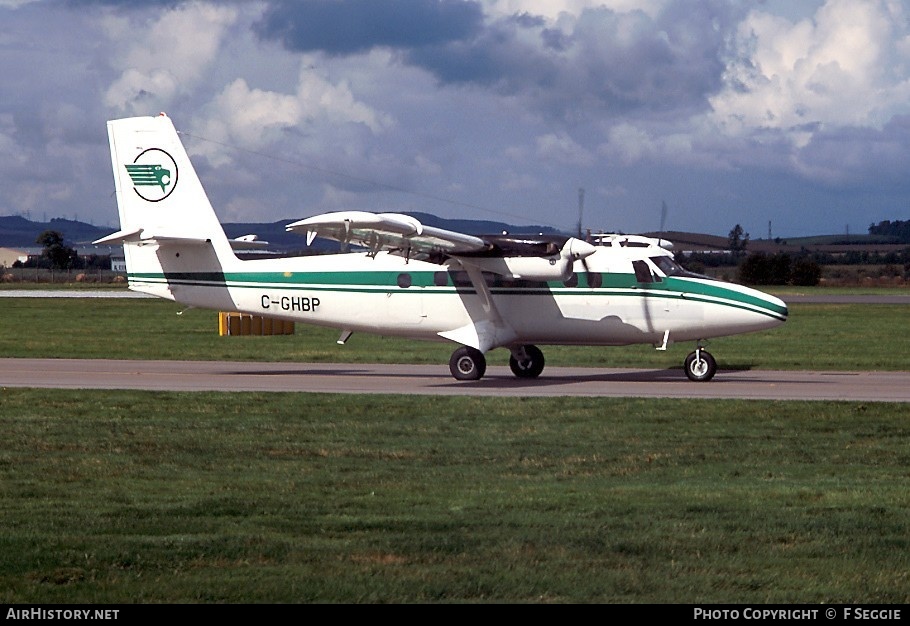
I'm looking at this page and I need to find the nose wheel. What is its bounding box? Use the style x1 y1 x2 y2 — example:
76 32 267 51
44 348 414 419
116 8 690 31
684 348 717 382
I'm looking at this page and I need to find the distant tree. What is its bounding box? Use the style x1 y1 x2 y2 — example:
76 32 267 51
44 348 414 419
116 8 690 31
738 252 767 284
36 230 77 270
769 252 791 283
868 219 910 243
790 257 822 286
738 252 821 286
738 252 788 285
728 224 749 255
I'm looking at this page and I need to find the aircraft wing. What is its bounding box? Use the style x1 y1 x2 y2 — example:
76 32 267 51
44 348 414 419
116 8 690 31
285 211 490 256
287 211 598 281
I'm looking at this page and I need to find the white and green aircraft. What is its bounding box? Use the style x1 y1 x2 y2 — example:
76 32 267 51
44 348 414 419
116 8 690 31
95 113 788 382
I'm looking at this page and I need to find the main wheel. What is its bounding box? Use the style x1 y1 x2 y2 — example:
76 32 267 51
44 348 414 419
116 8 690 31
509 344 545 378
449 346 487 381
684 350 717 382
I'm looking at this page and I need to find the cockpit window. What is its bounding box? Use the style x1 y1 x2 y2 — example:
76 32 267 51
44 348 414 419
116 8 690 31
649 255 715 280
649 256 681 276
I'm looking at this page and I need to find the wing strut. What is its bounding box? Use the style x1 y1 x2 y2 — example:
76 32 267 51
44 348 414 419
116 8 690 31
437 263 517 353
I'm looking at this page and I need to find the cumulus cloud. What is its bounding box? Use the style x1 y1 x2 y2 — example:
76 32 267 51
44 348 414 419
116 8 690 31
485 0 668 20
0 0 38 8
587 0 910 195
535 132 594 166
0 114 23 165
191 66 393 165
710 0 910 140
103 3 238 113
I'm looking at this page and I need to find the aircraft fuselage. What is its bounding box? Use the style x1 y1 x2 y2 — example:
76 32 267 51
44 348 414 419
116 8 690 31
127 246 787 349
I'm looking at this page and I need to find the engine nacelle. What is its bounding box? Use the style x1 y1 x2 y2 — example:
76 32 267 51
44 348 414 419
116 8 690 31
456 237 596 281
458 255 571 281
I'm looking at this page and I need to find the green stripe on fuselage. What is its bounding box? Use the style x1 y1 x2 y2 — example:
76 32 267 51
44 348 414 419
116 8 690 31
127 270 787 321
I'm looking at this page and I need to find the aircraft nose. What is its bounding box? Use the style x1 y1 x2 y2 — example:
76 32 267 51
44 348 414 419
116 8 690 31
769 293 788 321
753 290 789 327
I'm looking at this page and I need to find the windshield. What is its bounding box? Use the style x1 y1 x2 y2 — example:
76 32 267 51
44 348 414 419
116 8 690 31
649 255 715 280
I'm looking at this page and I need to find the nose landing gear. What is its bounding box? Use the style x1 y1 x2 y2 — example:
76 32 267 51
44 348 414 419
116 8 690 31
684 347 717 382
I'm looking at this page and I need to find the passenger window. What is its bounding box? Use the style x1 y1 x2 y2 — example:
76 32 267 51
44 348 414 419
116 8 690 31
587 272 602 288
563 272 578 288
434 271 448 287
397 273 412 288
447 271 472 287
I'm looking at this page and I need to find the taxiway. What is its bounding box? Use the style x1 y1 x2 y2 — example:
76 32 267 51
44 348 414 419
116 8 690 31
1 358 908 402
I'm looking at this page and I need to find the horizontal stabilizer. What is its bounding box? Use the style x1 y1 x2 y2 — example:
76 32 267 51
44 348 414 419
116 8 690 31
93 228 211 247
92 228 143 245
230 234 270 250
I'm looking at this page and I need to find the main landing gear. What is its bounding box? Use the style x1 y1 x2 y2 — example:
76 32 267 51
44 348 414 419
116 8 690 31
508 344 545 379
449 346 487 381
448 344 546 381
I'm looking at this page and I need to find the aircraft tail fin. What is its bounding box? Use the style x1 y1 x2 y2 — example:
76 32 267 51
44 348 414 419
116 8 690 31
97 113 236 300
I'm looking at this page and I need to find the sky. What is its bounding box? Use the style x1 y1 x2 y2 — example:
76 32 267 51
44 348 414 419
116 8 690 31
2 0 910 239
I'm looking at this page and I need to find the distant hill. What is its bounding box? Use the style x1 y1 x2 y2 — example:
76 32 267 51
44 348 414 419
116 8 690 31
643 230 910 255
0 216 112 249
4 213 905 256
0 213 566 252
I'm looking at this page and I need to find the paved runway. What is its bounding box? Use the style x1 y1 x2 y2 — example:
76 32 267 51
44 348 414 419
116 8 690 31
2 357 908 402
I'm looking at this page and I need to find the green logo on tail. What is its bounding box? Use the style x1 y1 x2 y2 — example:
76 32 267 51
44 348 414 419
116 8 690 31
125 164 171 192
125 148 178 202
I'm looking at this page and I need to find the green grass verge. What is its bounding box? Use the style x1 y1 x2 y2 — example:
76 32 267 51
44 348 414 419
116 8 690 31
1 389 908 603
1 297 909 371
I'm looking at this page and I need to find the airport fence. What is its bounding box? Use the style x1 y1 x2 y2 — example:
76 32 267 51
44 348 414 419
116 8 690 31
0 267 126 285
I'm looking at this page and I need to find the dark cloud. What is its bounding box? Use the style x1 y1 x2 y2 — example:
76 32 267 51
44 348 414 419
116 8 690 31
254 0 744 121
408 3 741 120
254 0 484 56
795 116 910 190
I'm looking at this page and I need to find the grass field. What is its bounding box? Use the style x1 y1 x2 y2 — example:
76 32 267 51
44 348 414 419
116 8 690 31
1 296 909 371
1 295 909 603
2 389 909 603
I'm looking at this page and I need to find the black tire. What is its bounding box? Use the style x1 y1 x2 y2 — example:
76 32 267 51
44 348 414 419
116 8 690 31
684 350 717 382
509 344 545 379
449 346 487 381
